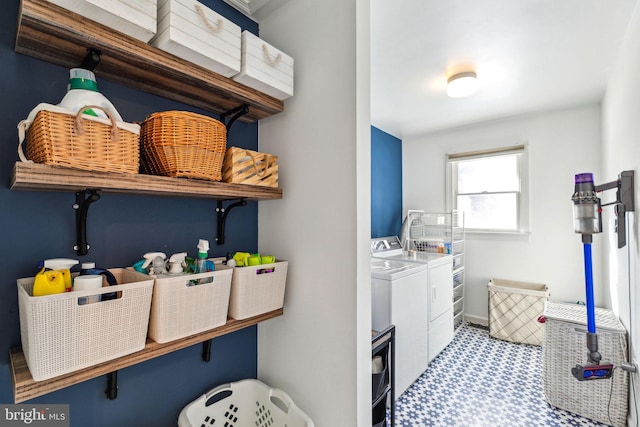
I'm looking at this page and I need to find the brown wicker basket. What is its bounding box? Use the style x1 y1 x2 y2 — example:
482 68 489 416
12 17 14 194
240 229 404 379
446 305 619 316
140 111 227 181
21 105 140 174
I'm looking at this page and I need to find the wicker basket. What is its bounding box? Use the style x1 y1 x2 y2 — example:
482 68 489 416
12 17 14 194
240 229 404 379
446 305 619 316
140 111 226 181
18 103 140 173
222 146 279 187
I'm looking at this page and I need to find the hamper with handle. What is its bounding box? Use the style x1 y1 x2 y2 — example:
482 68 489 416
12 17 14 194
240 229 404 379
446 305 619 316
178 379 314 427
140 110 226 181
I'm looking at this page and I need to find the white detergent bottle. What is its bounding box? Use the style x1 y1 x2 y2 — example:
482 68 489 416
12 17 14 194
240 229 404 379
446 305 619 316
57 68 123 121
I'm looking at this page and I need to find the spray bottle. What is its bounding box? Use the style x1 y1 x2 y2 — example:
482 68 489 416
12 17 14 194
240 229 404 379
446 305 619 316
39 258 79 292
193 239 214 285
167 252 188 274
141 252 167 277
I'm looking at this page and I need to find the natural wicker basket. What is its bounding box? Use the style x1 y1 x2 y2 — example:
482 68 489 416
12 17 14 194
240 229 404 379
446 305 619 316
19 104 140 174
140 111 226 181
222 146 279 187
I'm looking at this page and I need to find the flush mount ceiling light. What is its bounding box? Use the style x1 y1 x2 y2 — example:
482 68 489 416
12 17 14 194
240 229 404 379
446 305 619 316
447 72 478 98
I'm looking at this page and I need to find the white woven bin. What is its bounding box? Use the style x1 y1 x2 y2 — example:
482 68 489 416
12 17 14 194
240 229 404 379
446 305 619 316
228 260 287 320
17 269 154 381
178 379 314 427
148 265 233 343
488 278 548 346
542 302 628 427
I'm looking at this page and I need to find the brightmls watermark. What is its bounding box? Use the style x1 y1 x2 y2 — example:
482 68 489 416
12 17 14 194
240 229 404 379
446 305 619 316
0 405 68 426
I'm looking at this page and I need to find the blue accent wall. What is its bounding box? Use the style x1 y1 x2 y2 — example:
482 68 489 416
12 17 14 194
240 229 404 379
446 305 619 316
371 126 402 238
0 2 261 425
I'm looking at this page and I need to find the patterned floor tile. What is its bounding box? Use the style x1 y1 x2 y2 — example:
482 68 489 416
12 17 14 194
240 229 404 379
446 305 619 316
391 324 611 427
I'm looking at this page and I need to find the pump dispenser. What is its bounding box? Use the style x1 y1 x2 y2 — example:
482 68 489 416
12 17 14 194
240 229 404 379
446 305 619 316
57 68 123 121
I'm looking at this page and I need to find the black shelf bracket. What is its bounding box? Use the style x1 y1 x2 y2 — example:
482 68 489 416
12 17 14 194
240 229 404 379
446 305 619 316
202 339 212 362
105 371 118 400
74 189 101 256
79 47 102 71
216 198 247 245
220 104 250 133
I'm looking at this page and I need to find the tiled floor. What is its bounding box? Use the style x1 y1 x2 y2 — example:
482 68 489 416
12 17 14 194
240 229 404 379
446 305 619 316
393 324 611 426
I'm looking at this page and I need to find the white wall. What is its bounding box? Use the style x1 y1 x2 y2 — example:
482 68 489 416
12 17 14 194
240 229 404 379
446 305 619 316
256 1 372 426
403 105 603 321
602 3 640 425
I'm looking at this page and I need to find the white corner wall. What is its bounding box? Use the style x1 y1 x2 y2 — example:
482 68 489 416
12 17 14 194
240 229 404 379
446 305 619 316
402 105 604 321
255 1 372 426
602 3 640 425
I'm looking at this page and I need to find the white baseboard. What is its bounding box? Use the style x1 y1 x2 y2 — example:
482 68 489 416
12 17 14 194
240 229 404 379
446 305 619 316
464 314 488 327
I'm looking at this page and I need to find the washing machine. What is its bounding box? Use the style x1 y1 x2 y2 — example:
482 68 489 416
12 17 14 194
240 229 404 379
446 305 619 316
371 257 429 397
372 236 454 362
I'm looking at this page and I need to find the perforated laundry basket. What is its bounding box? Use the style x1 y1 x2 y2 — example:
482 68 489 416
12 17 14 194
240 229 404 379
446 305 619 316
488 278 548 346
178 379 314 427
542 302 628 427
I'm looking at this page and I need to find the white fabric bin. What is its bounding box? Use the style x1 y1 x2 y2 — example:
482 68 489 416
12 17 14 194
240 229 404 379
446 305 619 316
488 278 548 346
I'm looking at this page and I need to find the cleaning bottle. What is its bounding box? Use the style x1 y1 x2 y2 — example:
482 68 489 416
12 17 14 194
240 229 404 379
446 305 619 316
167 252 188 274
32 268 66 296
57 68 123 121
39 258 79 292
79 262 118 301
193 239 214 285
141 252 167 276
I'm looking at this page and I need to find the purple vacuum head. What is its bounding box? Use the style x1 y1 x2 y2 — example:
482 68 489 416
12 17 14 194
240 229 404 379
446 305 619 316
574 173 594 184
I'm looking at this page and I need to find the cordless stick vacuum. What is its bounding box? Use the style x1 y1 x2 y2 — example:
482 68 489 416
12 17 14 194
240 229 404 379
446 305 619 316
570 171 635 381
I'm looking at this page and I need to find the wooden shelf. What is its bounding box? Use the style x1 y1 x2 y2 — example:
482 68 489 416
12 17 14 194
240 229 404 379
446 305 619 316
16 0 284 122
10 308 283 403
11 162 283 201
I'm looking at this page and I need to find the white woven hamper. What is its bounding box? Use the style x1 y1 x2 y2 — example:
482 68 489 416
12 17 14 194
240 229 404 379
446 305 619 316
148 265 233 343
488 278 548 346
542 302 628 427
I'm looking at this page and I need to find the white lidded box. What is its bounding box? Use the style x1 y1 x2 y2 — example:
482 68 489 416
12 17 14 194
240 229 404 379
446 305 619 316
148 265 233 343
228 260 287 320
45 0 157 42
17 269 154 381
152 0 241 77
233 30 294 100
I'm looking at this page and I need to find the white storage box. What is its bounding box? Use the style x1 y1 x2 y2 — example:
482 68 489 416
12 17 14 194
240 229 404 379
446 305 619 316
152 0 241 77
488 278 548 346
148 265 233 343
46 0 157 42
178 379 314 427
542 302 628 427
17 269 154 381
233 30 294 100
228 260 288 320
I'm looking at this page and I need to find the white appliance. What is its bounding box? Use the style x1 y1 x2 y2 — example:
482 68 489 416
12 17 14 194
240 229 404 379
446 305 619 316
371 258 429 397
371 236 454 362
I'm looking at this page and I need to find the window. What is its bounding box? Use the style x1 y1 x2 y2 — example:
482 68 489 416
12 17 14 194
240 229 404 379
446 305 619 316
447 145 528 233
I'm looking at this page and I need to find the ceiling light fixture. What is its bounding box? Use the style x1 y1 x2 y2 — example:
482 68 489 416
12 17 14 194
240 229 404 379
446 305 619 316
447 71 478 98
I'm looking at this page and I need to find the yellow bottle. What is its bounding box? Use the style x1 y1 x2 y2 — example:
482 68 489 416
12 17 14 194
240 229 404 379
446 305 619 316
32 268 66 296
42 258 79 292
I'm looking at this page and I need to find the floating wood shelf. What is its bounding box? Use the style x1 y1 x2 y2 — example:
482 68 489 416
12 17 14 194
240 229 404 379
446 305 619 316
16 0 284 122
11 162 283 201
10 308 283 403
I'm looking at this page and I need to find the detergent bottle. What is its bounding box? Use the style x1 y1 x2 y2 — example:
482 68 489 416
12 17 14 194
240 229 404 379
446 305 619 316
79 262 118 301
32 268 66 296
57 68 123 121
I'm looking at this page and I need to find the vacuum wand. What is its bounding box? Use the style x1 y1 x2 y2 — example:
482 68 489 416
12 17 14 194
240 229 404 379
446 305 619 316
570 173 612 380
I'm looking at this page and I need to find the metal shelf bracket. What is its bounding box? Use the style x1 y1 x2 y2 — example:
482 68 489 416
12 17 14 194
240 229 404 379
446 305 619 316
105 371 118 400
220 104 250 132
74 189 101 256
216 198 247 245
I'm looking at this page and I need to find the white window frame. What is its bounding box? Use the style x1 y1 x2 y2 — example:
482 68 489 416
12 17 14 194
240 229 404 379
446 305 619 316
445 144 530 237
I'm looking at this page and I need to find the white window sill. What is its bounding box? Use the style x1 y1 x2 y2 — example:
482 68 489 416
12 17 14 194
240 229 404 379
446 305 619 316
465 230 531 242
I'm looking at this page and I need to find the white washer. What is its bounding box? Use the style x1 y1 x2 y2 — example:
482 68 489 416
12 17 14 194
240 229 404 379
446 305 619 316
371 258 429 397
372 236 454 362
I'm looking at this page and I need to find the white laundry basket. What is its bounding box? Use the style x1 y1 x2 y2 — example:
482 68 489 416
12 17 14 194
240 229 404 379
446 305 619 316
178 379 314 427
